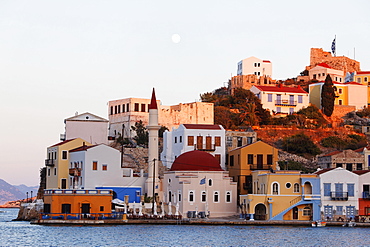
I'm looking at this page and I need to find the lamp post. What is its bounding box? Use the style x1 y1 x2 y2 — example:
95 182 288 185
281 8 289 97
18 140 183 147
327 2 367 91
30 191 33 202
26 192 28 203
121 124 125 167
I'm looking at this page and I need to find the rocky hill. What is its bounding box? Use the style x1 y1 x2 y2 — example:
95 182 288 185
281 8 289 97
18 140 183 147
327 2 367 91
0 179 35 205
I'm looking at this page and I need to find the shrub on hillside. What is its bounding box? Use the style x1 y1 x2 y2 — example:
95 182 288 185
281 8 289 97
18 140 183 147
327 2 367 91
282 132 321 156
321 136 347 150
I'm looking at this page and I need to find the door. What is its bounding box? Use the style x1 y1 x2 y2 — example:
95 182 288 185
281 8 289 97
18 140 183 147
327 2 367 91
61 178 67 189
335 183 343 198
276 94 281 104
81 203 90 214
293 206 298 220
197 136 203 150
289 95 294 105
206 136 212 150
257 155 263 169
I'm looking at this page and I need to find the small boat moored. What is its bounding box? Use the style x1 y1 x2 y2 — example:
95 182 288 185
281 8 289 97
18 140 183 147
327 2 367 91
312 221 326 227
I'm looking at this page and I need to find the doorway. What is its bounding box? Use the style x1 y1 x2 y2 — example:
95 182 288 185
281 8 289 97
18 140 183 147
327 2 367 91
293 206 298 220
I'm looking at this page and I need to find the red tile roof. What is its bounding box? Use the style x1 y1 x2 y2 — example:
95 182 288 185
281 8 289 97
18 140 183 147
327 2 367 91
254 85 308 94
352 170 370 175
170 150 223 171
356 71 370 75
315 168 335 175
317 63 332 69
69 144 98 153
263 60 271 63
343 82 363 85
50 139 76 147
183 124 222 130
321 150 342 157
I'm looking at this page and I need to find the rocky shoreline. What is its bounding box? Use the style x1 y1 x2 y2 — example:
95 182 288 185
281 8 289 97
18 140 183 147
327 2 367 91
0 197 36 208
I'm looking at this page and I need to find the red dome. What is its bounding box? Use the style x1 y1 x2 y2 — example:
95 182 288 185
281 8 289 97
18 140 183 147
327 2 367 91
170 150 223 171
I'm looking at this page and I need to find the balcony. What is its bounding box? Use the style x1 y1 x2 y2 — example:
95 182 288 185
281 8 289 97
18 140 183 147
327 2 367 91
275 100 297 106
249 164 272 170
330 192 348 201
194 144 216 152
45 159 55 167
69 168 81 177
363 191 370 199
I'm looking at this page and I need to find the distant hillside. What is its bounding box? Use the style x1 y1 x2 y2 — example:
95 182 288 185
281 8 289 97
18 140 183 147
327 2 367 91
0 179 28 205
14 184 38 195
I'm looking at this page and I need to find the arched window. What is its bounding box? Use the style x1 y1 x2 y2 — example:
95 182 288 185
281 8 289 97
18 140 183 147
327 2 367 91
226 191 231 203
201 191 206 202
303 206 311 216
178 191 182 202
294 183 300 193
272 183 279 195
214 191 219 202
208 179 212 186
189 191 194 202
168 191 172 202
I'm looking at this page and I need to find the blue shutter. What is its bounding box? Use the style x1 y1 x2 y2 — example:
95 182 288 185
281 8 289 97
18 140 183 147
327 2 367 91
324 183 331 196
298 95 303 104
347 184 354 197
268 94 272 102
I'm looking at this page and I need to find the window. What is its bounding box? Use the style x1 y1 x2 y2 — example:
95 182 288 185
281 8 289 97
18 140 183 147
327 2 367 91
303 206 311 216
286 182 291 189
62 151 68 160
229 155 234 166
62 204 71 214
117 105 120 113
93 161 98 170
357 163 362 170
226 191 231 202
267 155 273 165
267 94 272 102
134 103 139 112
294 183 300 193
347 183 354 197
289 108 294 114
208 179 212 187
189 191 194 202
338 88 342 94
179 136 182 143
100 206 104 212
110 106 113 115
54 168 57 176
178 191 182 202
141 104 146 112
346 163 352 171
339 100 342 105
47 168 50 176
115 105 117 114
215 154 221 165
336 206 343 215
122 105 125 113
247 154 253 165
276 107 281 113
358 78 361 83
201 191 206 202
272 183 279 195
188 136 194 146
174 137 177 143
44 204 51 213
298 95 303 103
215 136 221 147
324 183 331 196
214 191 219 202
365 77 368 82
168 191 172 202
237 137 242 147
102 164 107 171
126 103 130 112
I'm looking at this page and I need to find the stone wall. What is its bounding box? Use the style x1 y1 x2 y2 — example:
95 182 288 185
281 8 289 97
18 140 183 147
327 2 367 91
306 48 360 75
229 74 276 94
332 105 356 118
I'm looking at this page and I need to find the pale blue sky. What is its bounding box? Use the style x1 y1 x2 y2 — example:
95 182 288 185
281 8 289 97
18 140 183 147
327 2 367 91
1 0 369 186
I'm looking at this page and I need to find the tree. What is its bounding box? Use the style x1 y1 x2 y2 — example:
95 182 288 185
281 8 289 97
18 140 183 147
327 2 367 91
321 75 335 117
159 125 169 138
131 120 149 146
321 136 347 150
282 132 321 156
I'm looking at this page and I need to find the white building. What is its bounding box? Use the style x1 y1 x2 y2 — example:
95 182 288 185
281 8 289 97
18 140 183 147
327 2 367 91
161 124 226 169
163 150 238 218
62 112 108 145
237 56 272 78
250 85 309 115
316 168 359 220
309 63 344 82
68 144 146 203
108 98 214 139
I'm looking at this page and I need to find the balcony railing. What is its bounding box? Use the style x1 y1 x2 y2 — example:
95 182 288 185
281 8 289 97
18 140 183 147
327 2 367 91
45 159 55 167
330 192 348 200
69 168 81 177
194 144 216 152
275 100 297 106
249 164 273 170
363 191 370 199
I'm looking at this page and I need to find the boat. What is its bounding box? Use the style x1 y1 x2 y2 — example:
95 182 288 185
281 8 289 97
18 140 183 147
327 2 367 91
312 221 326 227
342 221 356 227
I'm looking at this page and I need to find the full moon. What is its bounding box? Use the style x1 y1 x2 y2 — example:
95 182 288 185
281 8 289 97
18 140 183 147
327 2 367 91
171 34 181 44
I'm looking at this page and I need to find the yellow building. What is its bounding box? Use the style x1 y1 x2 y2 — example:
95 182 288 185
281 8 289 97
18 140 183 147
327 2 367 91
227 141 278 195
43 189 112 219
240 170 321 221
309 81 367 110
45 138 91 190
354 71 370 105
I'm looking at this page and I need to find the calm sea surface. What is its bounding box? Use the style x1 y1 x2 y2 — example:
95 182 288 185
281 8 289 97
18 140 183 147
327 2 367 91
0 208 369 247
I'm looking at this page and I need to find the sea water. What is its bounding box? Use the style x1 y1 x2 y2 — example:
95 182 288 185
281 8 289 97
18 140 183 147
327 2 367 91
0 208 369 246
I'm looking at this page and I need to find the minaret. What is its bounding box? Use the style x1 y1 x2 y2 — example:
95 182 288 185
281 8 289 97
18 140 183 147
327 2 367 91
145 88 160 197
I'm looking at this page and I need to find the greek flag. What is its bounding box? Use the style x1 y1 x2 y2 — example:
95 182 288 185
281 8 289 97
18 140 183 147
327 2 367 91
331 37 336 56
200 178 206 185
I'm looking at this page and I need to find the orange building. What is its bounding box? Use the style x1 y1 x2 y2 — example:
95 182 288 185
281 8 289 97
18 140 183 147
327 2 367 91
43 189 112 219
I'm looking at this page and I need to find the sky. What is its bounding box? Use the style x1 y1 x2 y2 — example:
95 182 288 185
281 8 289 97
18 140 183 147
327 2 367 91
1 0 370 186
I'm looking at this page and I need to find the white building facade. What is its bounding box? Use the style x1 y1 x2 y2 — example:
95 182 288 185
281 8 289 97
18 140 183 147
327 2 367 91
250 85 309 114
161 124 226 169
237 56 272 77
316 168 359 220
163 150 238 218
309 63 344 82
62 112 108 145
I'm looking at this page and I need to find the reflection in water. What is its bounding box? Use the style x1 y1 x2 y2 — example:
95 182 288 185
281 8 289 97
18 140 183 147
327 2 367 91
0 208 367 246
